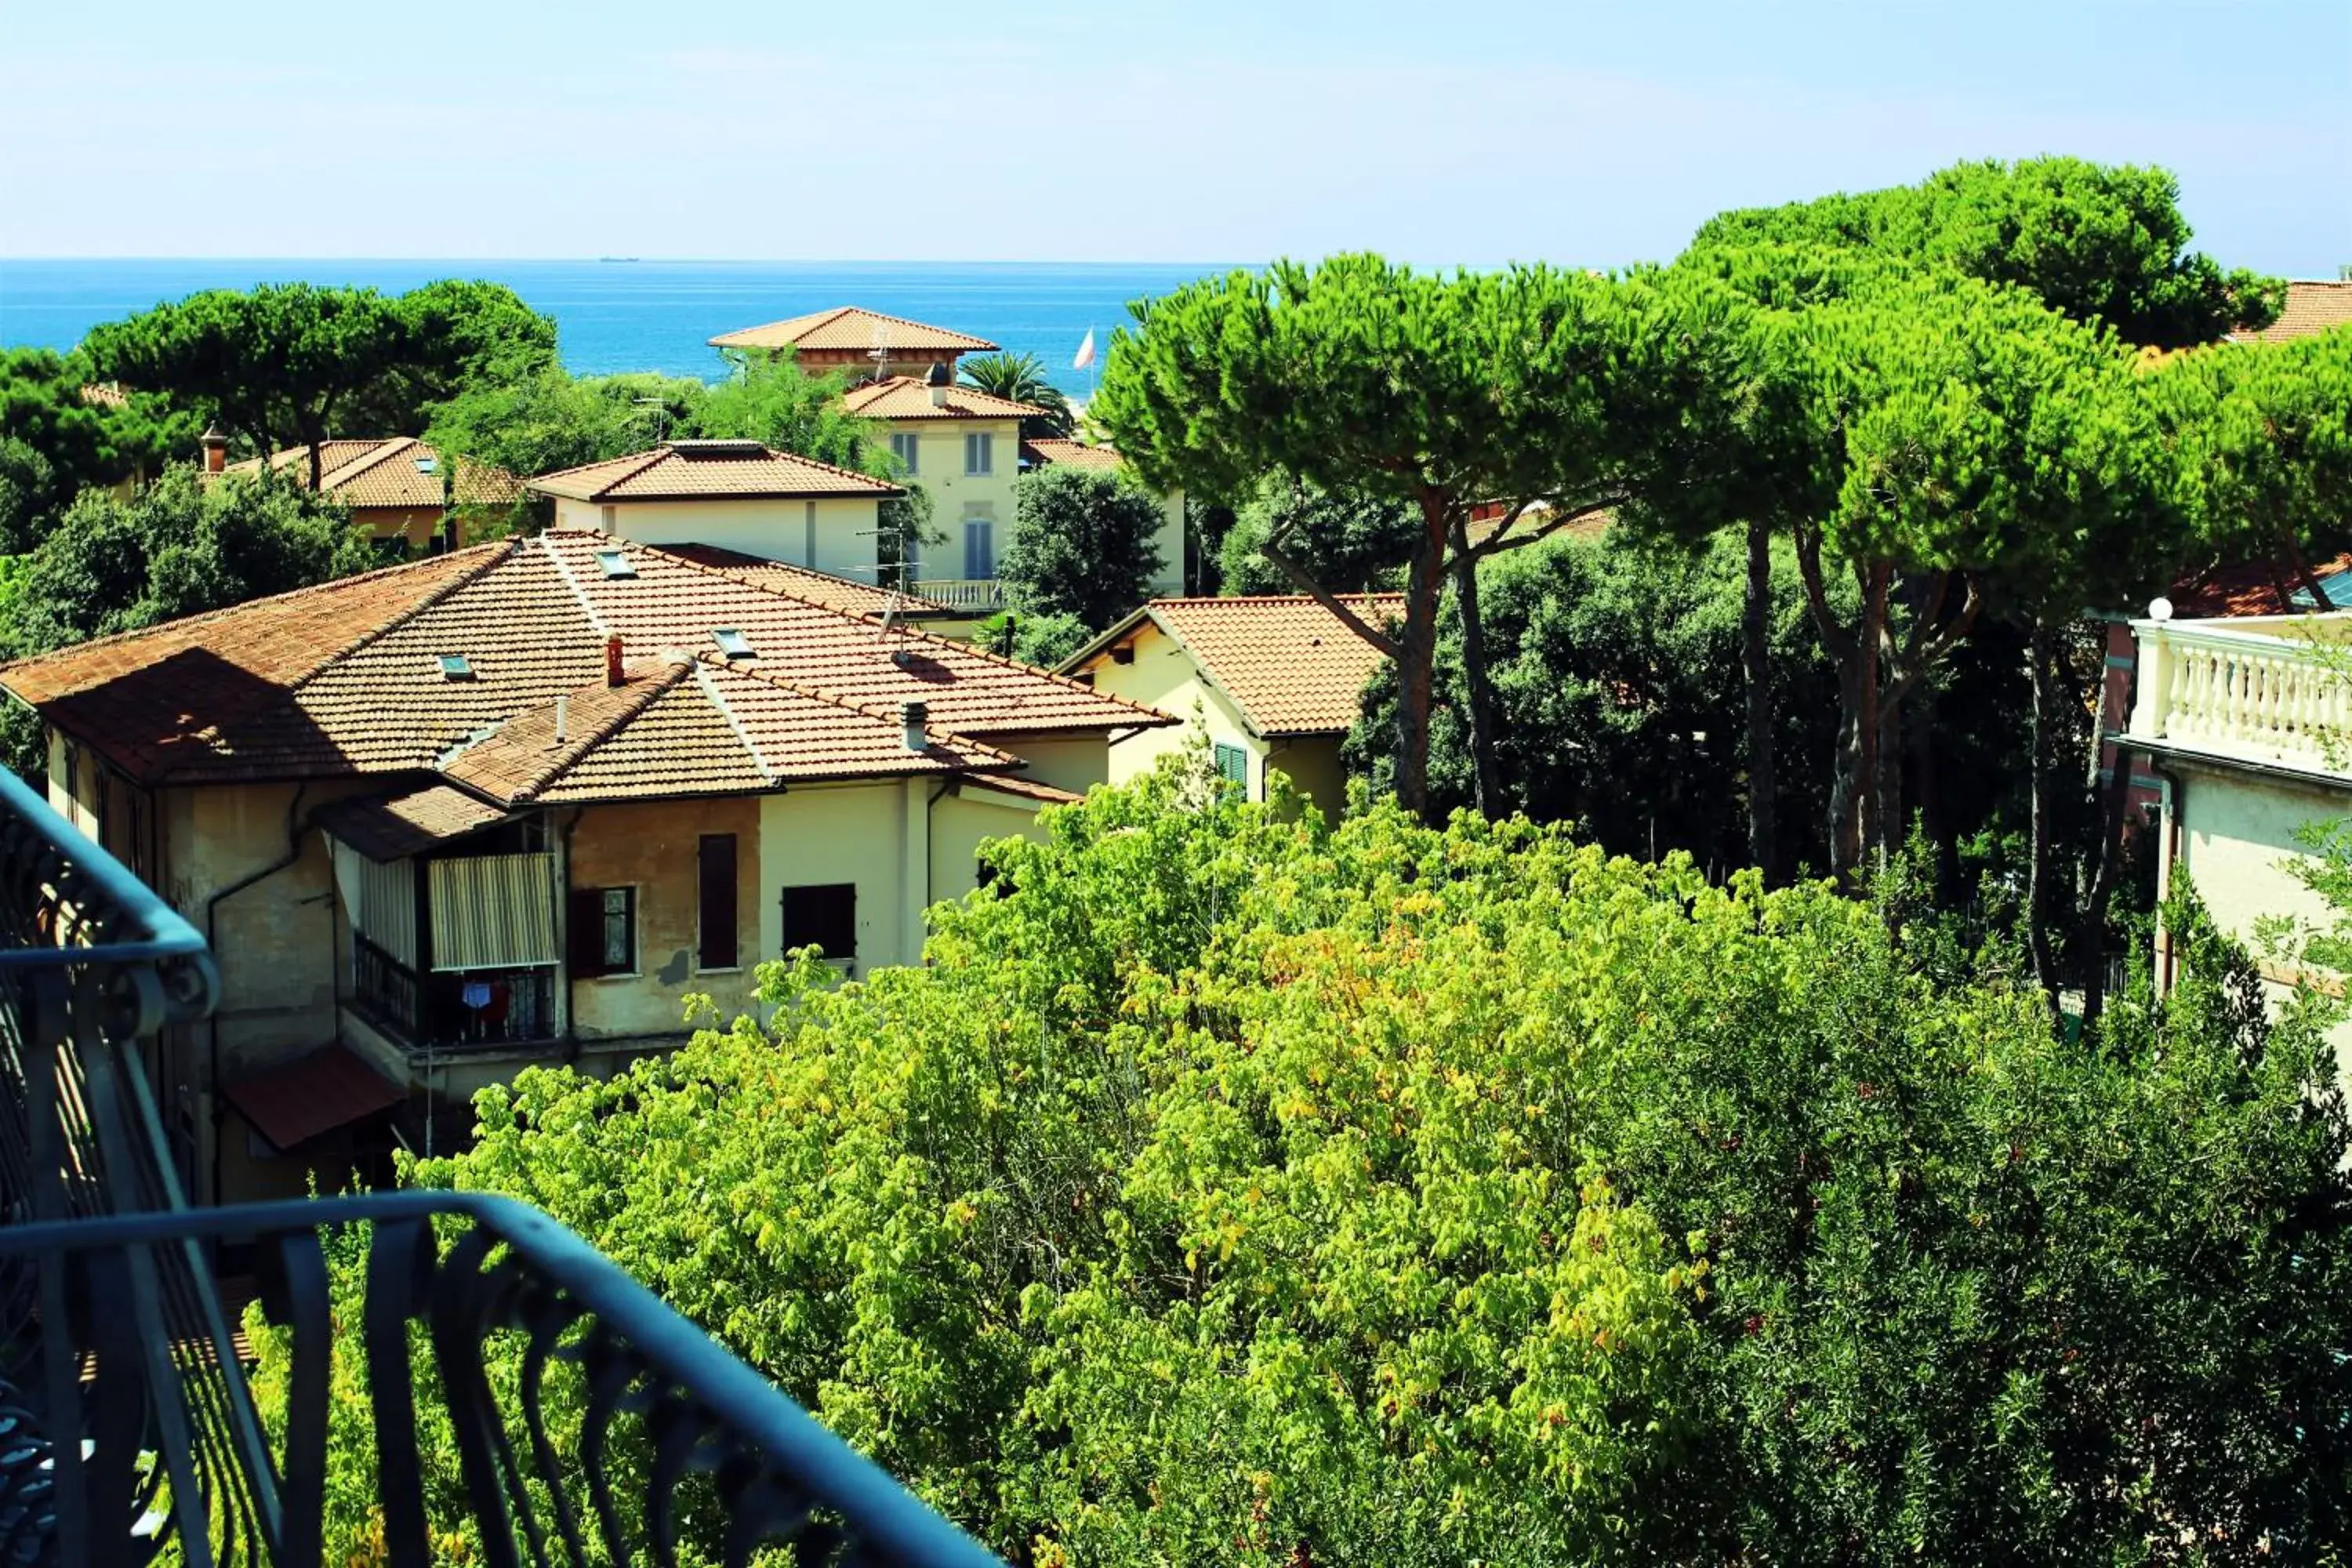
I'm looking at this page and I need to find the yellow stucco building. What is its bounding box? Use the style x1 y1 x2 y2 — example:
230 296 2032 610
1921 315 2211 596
10 530 1167 1204
1060 594 1399 815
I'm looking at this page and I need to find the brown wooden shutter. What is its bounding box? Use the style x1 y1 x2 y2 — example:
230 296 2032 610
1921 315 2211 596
698 835 739 970
567 888 606 977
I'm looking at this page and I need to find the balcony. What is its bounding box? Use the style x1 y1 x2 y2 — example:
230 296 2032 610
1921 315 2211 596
2126 611 2352 780
0 765 1001 1566
906 578 1004 613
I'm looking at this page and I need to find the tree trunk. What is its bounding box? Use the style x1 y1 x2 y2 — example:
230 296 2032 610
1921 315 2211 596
1449 519 1503 818
1742 518 1777 879
2024 623 2065 1025
2078 732 2140 1033
1854 563 1891 875
1827 659 1865 879
1391 543 1443 818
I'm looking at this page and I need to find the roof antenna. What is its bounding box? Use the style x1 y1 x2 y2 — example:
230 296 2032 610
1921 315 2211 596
633 396 670 443
868 321 889 385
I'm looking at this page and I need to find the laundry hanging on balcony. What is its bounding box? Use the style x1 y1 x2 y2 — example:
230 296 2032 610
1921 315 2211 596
428 853 558 971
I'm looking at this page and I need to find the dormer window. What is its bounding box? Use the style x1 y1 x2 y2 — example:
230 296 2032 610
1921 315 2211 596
437 654 475 681
596 550 636 579
713 629 754 660
413 455 437 474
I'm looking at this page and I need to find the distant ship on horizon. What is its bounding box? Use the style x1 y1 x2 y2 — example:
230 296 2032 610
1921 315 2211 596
597 256 641 263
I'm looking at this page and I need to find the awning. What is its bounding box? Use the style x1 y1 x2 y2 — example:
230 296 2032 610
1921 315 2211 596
312 783 510 863
223 1044 405 1152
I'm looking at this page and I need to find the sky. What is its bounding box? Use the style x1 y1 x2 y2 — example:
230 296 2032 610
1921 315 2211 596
1 0 2345 275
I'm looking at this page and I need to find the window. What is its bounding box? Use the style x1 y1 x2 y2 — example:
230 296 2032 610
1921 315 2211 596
1214 742 1249 793
964 432 993 476
413 455 437 474
437 654 475 681
888 430 920 475
699 836 739 969
712 629 753 659
963 510 994 579
568 886 636 977
595 549 635 579
780 883 856 962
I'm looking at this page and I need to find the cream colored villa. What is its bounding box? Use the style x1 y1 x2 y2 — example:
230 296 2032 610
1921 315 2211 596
2122 604 2352 1079
1061 594 1399 815
530 439 904 583
209 433 523 550
5 530 1168 1203
841 368 1039 606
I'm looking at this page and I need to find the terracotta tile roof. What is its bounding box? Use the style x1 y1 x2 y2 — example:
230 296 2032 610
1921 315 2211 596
528 441 901 503
223 1044 404 1151
661 544 951 617
222 438 521 509
2232 280 2352 344
2172 552 2352 619
2 531 1171 796
437 653 1022 805
840 377 1043 422
78 383 129 409
1021 437 1125 472
957 771 1083 807
1065 595 1405 738
311 782 511 861
708 306 997 355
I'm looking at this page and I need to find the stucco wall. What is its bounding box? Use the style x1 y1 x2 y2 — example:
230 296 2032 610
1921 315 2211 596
1080 627 1261 791
354 506 445 548
557 495 885 579
566 796 764 1039
929 787 1054 902
2167 760 2352 1083
884 417 1021 577
756 781 919 975
1264 736 1349 815
971 734 1111 798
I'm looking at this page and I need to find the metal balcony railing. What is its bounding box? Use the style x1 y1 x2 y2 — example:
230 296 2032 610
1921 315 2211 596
0 765 1002 1568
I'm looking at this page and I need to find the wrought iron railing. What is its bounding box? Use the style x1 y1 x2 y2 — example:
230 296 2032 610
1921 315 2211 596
0 765 1003 1567
354 940 558 1053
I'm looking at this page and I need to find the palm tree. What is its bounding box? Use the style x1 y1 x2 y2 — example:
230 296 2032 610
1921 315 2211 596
958 351 1074 438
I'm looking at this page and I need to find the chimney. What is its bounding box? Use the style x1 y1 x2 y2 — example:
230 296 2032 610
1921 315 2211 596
604 633 623 687
552 695 568 746
924 361 950 408
901 699 928 752
199 425 227 474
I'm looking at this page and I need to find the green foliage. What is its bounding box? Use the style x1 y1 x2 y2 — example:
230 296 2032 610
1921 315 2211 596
1 465 371 655
959 351 1075 438
1692 155 2280 349
999 466 1164 629
281 761 2352 1564
0 347 198 543
1006 610 1093 667
1217 473 1417 595
1354 528 1846 865
688 350 878 472
2150 326 2352 581
423 367 701 484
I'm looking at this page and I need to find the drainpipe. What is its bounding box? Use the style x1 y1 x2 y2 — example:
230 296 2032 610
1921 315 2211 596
2147 759 2185 996
203 784 307 1207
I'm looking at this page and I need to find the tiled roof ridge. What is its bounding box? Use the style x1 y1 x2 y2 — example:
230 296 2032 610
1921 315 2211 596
844 377 1046 417
477 656 699 804
316 437 416 492
717 443 901 490
0 537 514 682
280 538 527 696
663 545 954 617
789 305 994 346
693 650 1025 771
529 447 671 499
1156 593 1406 608
538 532 612 637
619 533 899 622
687 660 775 780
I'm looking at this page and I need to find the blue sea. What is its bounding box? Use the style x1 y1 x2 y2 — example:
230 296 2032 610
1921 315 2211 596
0 260 1233 394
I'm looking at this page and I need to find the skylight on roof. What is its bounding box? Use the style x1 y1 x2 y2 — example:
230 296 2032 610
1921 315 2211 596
438 654 475 681
713 629 754 659
596 550 637 579
413 455 437 474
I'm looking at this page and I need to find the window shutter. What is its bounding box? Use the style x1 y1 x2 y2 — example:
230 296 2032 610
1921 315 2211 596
568 888 606 977
699 835 739 969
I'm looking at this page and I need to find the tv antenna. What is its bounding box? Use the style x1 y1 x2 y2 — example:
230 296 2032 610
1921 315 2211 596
632 397 671 442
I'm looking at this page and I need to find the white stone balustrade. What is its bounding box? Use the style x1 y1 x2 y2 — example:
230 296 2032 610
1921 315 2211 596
2128 612 2352 776
909 578 1005 612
